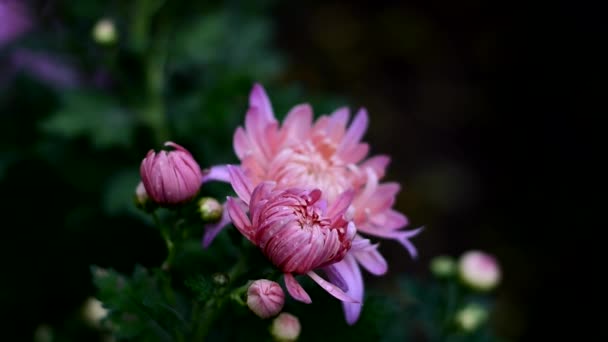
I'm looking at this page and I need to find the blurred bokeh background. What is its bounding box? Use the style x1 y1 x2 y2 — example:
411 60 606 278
1 0 579 340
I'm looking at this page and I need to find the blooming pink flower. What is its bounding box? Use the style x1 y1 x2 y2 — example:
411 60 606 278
203 84 421 324
247 279 285 318
227 166 358 304
140 142 203 206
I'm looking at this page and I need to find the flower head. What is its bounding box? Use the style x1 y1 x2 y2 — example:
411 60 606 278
140 142 203 206
247 279 285 319
458 250 501 291
227 166 357 304
270 313 301 342
203 84 421 324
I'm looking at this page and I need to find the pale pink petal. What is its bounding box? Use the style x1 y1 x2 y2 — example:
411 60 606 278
245 108 273 161
233 127 250 159
339 108 368 153
225 197 254 241
367 209 409 231
228 165 254 204
361 155 390 179
307 271 358 303
362 227 423 258
284 273 312 304
323 265 348 292
330 107 350 127
201 165 231 184
327 107 349 140
250 83 275 122
202 203 233 247
353 247 388 275
341 143 369 163
330 255 364 325
327 190 355 223
281 104 313 142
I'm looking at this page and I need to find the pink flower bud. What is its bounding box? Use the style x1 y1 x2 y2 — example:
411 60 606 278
140 142 203 206
270 313 301 342
247 279 285 319
458 250 501 291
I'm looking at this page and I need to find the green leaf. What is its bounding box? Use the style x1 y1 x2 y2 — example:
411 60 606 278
40 91 134 149
91 265 185 341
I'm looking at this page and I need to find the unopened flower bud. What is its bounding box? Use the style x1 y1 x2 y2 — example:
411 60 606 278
82 297 108 328
133 181 156 212
270 313 300 341
430 255 456 278
92 18 117 45
455 303 488 332
247 279 285 319
458 250 501 291
198 197 223 222
140 142 203 206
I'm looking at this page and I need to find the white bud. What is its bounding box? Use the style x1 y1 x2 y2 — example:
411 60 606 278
270 312 301 341
459 250 501 291
82 297 108 328
455 303 488 332
92 19 117 45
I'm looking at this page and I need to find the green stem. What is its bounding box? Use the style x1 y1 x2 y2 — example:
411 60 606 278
152 212 176 270
132 0 170 144
193 252 250 340
439 280 460 340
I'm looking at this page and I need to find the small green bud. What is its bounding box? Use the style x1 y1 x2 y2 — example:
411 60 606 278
198 197 223 222
92 18 117 45
455 303 488 332
430 255 457 278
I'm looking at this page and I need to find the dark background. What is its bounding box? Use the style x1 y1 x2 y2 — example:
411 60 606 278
0 0 589 340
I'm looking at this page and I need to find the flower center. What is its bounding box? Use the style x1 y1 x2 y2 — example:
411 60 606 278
269 140 357 202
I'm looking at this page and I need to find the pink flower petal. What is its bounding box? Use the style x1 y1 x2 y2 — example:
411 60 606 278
330 255 364 325
201 165 231 184
202 203 233 247
339 108 368 154
281 104 313 142
233 127 250 159
361 155 390 179
225 197 253 241
284 273 312 304
228 165 254 204
249 83 275 122
307 271 359 303
323 265 348 292
353 247 388 276
327 189 355 223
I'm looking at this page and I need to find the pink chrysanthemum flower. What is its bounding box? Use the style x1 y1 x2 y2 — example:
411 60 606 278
227 166 357 304
203 84 421 324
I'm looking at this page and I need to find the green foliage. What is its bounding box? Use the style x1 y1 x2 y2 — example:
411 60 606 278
91 265 186 341
41 91 134 149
